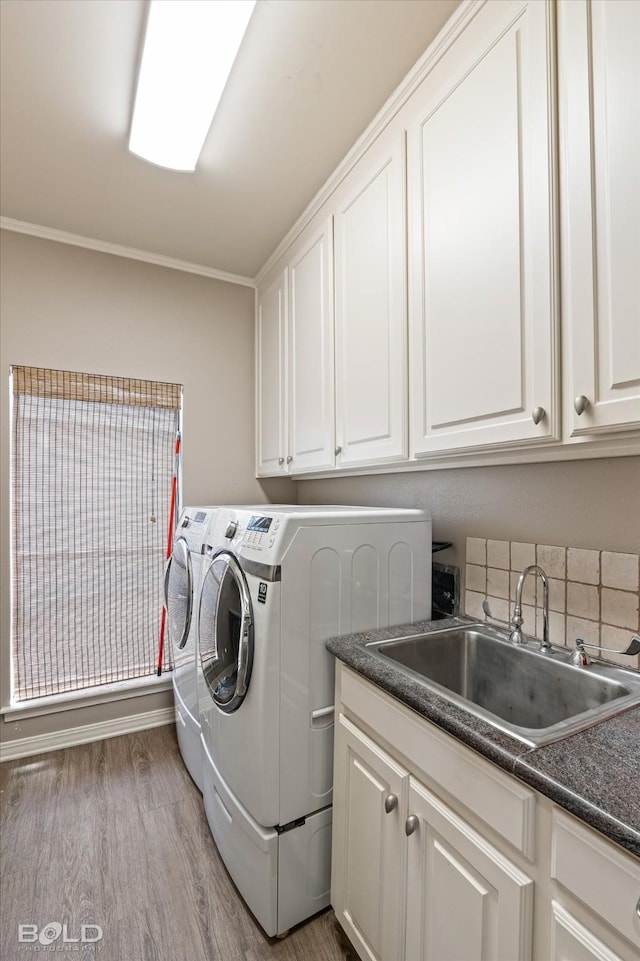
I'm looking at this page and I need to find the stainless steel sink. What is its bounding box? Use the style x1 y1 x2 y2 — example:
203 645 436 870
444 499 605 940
362 623 640 746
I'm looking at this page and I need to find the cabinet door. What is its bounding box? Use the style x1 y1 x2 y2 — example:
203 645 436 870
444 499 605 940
408 0 558 456
549 901 627 961
256 270 287 476
331 713 409 961
559 0 640 436
405 777 533 961
334 128 407 467
288 217 335 473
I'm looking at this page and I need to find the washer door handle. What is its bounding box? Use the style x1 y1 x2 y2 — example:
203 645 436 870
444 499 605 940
235 602 253 698
163 557 171 611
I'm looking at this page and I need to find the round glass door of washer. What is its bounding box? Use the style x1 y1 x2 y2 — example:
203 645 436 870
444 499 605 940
199 550 254 713
165 537 193 654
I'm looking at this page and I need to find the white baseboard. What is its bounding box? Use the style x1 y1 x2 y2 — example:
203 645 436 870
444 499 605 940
0 706 176 762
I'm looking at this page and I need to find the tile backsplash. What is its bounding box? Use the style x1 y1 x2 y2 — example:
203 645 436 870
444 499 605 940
465 538 640 671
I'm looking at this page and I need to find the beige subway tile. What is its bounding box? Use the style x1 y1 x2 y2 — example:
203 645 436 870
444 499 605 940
487 539 509 570
511 541 536 571
465 590 485 620
487 567 509 599
601 552 640 592
566 616 599 649
466 564 487 593
466 537 486 566
566 582 599 621
600 623 640 670
567 548 600 585
601 588 639 631
536 544 566 579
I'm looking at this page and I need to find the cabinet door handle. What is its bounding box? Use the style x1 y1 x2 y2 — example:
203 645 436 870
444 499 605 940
405 815 419 836
636 896 640 920
286 455 293 464
278 457 284 466
335 445 342 456
531 406 545 425
384 794 398 814
574 395 590 416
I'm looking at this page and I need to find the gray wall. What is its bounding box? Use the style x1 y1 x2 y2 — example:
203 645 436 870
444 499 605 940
299 456 640 579
0 230 294 749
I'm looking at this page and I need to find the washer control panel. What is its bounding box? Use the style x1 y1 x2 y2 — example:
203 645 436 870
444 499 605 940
178 508 215 550
239 514 280 553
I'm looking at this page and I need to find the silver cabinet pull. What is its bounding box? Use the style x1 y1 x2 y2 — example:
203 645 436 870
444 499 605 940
335 445 342 456
286 455 293 464
532 407 545 425
278 457 284 466
636 896 640 920
574 395 590 416
384 794 398 814
405 815 419 836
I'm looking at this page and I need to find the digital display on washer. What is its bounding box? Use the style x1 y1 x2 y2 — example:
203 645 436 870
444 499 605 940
247 515 272 533
193 511 207 523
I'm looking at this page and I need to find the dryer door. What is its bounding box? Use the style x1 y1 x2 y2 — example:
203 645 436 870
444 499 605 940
165 536 193 652
199 550 254 713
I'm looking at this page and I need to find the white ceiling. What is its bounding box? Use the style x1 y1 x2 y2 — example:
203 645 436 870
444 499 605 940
0 0 460 279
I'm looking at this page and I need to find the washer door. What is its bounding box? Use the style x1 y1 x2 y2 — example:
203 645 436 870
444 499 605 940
165 537 193 651
199 550 254 713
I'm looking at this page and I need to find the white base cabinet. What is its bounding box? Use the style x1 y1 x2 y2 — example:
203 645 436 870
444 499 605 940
332 714 408 961
405 777 533 961
331 663 640 961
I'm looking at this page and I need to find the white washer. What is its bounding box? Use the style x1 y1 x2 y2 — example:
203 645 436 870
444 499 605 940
197 505 432 936
164 506 217 791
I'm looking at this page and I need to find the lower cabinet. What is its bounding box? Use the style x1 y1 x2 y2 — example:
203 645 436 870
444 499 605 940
331 664 640 961
332 714 408 961
405 778 533 961
332 712 533 961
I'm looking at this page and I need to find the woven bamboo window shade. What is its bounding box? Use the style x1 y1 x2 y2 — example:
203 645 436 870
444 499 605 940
11 366 182 701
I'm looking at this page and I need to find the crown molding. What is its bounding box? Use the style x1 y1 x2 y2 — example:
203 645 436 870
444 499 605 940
254 0 480 287
0 216 255 288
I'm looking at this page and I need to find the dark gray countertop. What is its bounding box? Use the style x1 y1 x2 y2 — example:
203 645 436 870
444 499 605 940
326 616 640 859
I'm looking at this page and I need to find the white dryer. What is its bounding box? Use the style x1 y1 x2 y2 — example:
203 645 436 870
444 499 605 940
197 505 432 936
164 506 217 791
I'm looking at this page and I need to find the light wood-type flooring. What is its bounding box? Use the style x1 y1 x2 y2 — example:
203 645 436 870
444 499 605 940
0 724 357 961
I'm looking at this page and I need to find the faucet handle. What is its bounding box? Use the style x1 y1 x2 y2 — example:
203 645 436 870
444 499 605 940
571 635 640 667
482 599 510 627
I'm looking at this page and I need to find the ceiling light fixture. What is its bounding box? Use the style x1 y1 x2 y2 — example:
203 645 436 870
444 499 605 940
129 0 256 172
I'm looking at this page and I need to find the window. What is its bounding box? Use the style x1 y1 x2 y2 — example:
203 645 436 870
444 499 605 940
10 366 182 702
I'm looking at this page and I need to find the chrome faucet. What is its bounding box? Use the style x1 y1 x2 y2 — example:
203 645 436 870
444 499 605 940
509 565 552 654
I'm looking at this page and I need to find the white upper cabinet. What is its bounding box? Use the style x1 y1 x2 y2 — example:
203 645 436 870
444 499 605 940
333 128 408 467
255 269 288 476
558 0 640 436
408 0 559 456
288 218 335 473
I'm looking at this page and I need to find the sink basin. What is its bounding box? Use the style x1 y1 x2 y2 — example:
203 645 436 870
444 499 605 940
363 623 640 746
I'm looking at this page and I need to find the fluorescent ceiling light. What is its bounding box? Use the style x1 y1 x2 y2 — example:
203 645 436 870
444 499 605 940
129 0 256 172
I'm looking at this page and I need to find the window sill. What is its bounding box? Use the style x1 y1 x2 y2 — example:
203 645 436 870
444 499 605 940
0 673 174 722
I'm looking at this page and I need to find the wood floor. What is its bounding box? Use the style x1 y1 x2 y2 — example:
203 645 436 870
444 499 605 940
0 724 358 961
